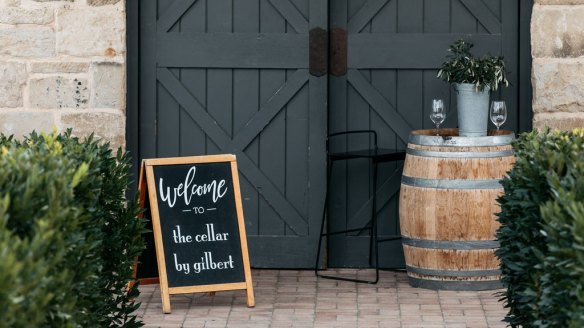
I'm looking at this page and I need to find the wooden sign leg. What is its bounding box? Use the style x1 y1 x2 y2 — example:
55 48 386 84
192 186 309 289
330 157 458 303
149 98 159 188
161 289 171 313
230 160 255 308
245 281 255 307
145 164 173 314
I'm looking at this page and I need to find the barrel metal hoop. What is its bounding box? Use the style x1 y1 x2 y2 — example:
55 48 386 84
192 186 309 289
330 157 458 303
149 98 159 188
401 237 500 250
407 277 503 291
401 175 502 189
406 148 514 158
408 133 515 147
406 265 501 277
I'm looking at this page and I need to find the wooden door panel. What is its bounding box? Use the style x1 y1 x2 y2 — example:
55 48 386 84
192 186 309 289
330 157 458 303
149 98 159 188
328 0 519 268
140 0 327 268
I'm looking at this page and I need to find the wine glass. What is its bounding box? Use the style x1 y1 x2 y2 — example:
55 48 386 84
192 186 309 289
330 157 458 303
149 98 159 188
429 99 446 136
490 101 507 131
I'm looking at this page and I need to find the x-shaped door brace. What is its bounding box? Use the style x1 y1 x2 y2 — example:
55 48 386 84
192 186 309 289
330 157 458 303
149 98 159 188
157 0 311 34
347 0 501 34
157 68 310 235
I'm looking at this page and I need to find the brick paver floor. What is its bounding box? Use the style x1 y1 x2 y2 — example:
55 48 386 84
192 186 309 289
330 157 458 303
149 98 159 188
135 269 508 328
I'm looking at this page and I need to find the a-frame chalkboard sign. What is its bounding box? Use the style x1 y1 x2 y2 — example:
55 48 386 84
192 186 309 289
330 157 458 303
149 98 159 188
138 155 254 313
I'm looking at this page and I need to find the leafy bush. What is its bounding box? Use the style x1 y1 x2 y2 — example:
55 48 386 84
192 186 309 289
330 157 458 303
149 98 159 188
496 129 584 327
0 131 146 327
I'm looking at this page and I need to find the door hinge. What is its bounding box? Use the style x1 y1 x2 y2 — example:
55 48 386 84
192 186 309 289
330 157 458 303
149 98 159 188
330 28 347 77
309 27 328 77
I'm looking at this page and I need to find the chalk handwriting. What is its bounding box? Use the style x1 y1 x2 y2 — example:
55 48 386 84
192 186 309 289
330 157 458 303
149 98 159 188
159 166 228 208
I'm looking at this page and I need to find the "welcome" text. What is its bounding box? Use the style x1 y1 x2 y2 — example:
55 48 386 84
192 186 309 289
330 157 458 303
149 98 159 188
159 166 228 208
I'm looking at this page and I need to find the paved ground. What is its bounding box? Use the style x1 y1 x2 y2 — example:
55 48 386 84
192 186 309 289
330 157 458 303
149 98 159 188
135 269 508 328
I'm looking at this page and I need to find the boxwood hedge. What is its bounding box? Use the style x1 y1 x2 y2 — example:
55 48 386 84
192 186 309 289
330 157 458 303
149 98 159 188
0 131 146 327
497 129 584 328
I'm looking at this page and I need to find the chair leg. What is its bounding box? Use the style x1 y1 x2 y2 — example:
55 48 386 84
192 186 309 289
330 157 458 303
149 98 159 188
369 160 379 284
368 161 376 267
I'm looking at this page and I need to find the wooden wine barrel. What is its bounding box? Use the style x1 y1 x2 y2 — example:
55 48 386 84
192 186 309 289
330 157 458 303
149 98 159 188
399 128 515 290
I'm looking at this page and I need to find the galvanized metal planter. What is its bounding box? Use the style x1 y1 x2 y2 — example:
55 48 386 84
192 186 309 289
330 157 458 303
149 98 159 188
455 83 490 137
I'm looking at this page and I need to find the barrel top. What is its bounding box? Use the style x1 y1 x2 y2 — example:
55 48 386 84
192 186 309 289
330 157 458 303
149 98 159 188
409 128 514 147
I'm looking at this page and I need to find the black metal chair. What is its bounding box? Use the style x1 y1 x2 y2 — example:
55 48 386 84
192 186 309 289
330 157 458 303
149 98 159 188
314 130 406 284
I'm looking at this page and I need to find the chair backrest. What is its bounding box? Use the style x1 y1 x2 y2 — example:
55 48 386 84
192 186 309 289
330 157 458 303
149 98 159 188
327 130 378 154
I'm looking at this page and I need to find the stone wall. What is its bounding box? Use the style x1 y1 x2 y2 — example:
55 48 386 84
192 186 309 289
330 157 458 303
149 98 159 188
0 0 126 149
532 0 584 130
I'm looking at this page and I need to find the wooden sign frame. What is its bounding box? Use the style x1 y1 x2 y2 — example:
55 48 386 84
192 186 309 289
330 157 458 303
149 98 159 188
138 154 254 313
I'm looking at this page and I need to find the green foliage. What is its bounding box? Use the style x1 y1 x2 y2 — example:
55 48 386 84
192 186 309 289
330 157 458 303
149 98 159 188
496 129 584 327
437 39 509 92
0 130 146 327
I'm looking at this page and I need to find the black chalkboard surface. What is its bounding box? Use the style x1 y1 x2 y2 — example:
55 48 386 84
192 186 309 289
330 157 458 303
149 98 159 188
138 155 254 313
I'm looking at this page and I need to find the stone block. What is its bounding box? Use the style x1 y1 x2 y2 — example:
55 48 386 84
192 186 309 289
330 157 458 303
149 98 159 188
532 58 584 112
30 62 89 73
87 0 120 5
0 26 56 57
0 62 27 108
29 76 89 109
61 110 125 150
533 112 584 131
0 0 20 7
0 110 57 138
56 7 125 57
91 62 125 108
0 7 53 24
535 0 584 4
532 5 584 57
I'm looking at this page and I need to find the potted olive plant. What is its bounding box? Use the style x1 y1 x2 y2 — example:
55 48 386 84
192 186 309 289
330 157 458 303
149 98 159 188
437 39 509 137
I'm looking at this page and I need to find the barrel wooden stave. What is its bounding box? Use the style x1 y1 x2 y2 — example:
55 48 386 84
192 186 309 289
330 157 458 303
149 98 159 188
402 247 500 271
399 185 500 241
403 145 515 180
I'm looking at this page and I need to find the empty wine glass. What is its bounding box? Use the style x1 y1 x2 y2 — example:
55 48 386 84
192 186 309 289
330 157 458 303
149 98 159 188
430 99 446 136
490 101 507 131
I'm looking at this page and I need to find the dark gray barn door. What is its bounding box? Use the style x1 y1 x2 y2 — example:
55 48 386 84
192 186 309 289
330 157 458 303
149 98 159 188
326 0 520 268
139 0 327 268
132 0 527 269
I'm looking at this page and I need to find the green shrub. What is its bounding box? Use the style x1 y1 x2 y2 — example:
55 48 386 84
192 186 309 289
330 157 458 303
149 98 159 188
496 129 584 327
539 176 584 327
0 142 87 327
0 131 146 327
